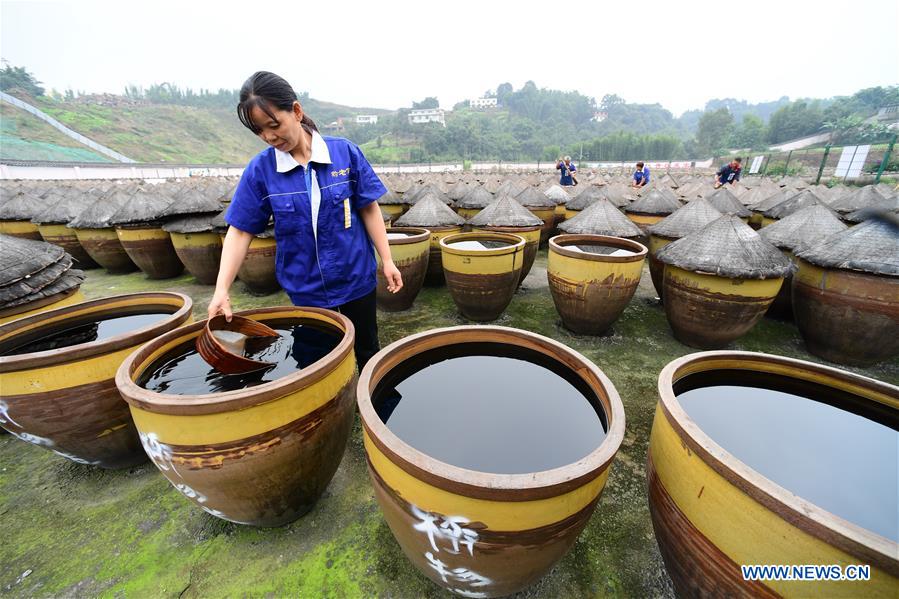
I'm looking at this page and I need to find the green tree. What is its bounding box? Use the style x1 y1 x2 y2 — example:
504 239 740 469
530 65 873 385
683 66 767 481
823 115 893 144
600 94 625 111
412 97 439 109
766 101 824 144
542 145 562 161
0 62 45 96
729 114 766 149
581 132 683 161
495 83 514 106
695 108 735 156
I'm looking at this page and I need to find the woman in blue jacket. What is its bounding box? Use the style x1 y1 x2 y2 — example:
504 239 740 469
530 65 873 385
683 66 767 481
207 71 402 367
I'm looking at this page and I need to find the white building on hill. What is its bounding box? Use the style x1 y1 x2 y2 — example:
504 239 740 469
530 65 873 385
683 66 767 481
469 97 498 109
408 108 446 126
355 114 379 125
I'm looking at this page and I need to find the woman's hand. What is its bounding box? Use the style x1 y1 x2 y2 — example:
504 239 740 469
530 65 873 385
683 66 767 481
382 260 403 293
207 227 254 322
360 201 404 294
207 288 233 322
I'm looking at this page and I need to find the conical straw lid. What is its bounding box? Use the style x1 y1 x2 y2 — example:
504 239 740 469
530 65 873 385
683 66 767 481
542 184 570 204
656 214 791 279
515 186 556 208
108 187 177 225
31 191 98 225
0 234 68 285
752 189 789 213
844 195 899 224
625 188 681 215
648 198 723 239
795 217 899 276
706 188 751 218
763 189 824 219
739 186 772 208
68 189 133 229
162 213 220 234
446 181 470 201
828 185 887 215
455 186 495 210
759 204 848 251
158 190 226 218
603 182 636 207
407 183 453 205
0 191 43 220
468 194 543 227
559 198 644 237
377 189 407 205
395 193 465 227
566 186 608 211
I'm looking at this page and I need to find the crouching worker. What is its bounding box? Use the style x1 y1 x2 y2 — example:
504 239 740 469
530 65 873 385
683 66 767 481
715 157 742 187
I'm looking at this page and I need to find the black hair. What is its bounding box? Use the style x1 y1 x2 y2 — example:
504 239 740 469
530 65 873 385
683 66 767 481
636 161 644 168
734 157 743 163
237 71 318 135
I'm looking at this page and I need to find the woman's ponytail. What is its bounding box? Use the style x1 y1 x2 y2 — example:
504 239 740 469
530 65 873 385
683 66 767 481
237 71 318 135
301 114 319 133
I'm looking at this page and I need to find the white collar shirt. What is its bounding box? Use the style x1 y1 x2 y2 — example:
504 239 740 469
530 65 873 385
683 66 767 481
273 130 332 239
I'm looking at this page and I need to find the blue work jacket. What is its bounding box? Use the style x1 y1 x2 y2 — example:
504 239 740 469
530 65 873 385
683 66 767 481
225 133 386 307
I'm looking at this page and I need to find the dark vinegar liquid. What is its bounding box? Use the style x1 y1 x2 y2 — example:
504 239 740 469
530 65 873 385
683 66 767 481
372 342 607 474
675 370 898 542
1 313 170 356
139 320 342 395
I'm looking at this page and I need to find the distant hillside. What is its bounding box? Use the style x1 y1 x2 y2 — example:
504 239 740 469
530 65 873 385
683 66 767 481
1 87 394 164
1 101 111 162
678 97 792 132
29 94 266 163
2 74 895 165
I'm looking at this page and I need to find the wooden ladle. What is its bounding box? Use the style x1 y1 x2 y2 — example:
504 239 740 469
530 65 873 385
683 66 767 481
197 314 281 374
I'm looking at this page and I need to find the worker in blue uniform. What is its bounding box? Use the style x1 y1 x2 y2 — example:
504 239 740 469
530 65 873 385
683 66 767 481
208 71 402 367
632 162 650 188
557 156 578 186
715 157 743 187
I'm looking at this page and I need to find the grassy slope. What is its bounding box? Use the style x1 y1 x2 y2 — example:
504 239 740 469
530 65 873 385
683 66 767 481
1 257 895 597
3 94 397 164
3 94 511 165
360 135 421 163
0 102 111 162
28 97 266 164
305 98 393 125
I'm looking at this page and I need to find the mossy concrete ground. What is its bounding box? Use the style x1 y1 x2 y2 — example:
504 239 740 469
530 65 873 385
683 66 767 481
2 252 897 598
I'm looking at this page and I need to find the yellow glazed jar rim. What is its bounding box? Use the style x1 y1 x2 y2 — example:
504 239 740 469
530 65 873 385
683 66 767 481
115 306 354 416
356 325 626 502
549 234 648 263
657 350 899 574
0 292 192 372
385 226 431 246
439 231 526 257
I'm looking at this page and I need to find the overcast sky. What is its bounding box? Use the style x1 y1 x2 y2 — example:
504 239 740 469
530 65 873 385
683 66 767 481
2 0 897 116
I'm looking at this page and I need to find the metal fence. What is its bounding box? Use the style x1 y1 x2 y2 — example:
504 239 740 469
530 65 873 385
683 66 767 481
715 136 898 184
371 158 716 175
